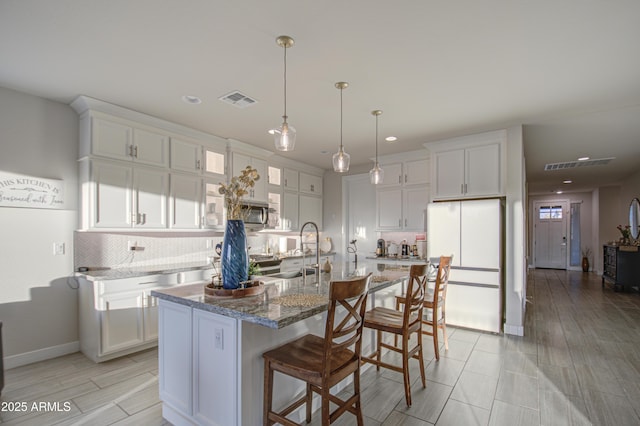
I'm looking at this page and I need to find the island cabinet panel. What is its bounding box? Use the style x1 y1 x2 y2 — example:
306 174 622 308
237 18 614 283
159 301 239 426
158 301 192 417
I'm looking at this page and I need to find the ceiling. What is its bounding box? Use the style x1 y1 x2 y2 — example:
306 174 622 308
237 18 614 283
1 1 640 195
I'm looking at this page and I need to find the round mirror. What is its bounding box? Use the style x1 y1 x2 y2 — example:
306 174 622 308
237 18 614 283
630 198 640 240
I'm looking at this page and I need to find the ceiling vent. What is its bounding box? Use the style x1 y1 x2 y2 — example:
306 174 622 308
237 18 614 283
544 157 615 171
218 91 257 108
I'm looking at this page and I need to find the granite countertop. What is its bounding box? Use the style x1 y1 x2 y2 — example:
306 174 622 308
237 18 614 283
76 261 214 280
151 261 408 329
365 256 428 263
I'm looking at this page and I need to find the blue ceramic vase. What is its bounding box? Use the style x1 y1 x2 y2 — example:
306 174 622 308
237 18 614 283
221 219 249 289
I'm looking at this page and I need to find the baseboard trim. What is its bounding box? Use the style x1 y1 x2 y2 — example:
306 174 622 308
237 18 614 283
4 341 80 370
504 324 524 336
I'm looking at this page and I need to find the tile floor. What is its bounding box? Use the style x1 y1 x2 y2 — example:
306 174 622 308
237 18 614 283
1 269 639 425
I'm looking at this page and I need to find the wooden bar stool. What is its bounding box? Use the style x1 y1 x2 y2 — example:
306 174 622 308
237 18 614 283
361 264 428 407
397 256 452 361
422 256 452 360
262 273 372 426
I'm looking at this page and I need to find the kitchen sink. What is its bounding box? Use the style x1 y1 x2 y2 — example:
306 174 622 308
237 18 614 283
264 268 316 279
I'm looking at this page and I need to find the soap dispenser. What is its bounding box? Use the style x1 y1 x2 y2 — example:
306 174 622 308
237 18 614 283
322 257 332 273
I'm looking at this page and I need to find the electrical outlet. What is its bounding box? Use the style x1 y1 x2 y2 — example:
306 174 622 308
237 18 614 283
53 242 65 255
214 328 223 349
127 240 137 251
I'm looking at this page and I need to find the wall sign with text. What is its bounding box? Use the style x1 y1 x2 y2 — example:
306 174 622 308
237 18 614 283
0 172 64 209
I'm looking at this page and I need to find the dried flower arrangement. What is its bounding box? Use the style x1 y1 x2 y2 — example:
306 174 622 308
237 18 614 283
218 165 260 220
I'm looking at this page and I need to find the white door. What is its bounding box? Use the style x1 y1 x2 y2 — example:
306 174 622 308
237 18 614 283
534 201 568 269
344 174 377 262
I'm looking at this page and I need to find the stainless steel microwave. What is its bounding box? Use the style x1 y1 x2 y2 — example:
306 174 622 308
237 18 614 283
240 201 270 229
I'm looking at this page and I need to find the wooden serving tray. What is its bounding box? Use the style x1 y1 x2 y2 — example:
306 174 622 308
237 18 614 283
204 280 266 298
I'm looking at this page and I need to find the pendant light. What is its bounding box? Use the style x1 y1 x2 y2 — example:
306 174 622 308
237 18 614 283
273 35 296 151
370 110 384 184
332 82 350 172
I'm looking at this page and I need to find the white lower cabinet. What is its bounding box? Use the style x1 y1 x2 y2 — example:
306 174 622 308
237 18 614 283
99 291 145 355
159 300 238 426
79 269 212 363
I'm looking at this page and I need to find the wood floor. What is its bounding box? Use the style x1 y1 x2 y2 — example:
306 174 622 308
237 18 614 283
2 269 639 425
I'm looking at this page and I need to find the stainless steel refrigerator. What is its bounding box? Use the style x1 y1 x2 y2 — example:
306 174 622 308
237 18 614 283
427 198 504 333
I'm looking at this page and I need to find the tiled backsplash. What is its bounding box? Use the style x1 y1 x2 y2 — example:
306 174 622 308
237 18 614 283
73 231 325 270
74 232 223 269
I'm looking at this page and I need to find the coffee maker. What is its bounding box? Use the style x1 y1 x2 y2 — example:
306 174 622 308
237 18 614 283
376 239 386 257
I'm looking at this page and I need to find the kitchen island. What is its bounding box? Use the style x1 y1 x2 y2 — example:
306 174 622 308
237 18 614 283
151 261 409 426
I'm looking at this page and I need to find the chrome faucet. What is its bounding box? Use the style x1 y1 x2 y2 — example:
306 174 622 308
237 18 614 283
300 221 320 283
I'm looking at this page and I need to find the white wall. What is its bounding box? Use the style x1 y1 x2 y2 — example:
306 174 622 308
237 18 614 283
0 86 79 367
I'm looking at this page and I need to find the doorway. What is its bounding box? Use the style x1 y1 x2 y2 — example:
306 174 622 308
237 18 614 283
534 200 569 269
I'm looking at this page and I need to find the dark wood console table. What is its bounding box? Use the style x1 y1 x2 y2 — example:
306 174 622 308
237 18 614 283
602 244 640 292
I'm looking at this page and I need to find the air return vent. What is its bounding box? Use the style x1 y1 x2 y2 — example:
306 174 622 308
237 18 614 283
544 157 615 171
218 91 257 108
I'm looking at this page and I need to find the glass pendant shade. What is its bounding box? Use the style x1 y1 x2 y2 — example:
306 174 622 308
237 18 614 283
332 148 350 173
273 119 296 151
333 81 350 172
370 109 384 184
370 163 384 184
274 35 295 151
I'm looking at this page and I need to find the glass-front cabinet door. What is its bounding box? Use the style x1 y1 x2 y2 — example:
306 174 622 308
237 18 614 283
204 148 226 177
204 178 225 229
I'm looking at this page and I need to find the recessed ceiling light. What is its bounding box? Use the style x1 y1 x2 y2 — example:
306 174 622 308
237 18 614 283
320 150 329 154
556 190 563 194
385 136 398 142
182 95 202 105
563 180 572 184
577 156 590 161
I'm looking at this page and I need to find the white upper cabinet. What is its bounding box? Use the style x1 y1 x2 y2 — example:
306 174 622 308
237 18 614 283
283 168 299 191
376 188 403 230
231 152 267 202
374 150 430 231
299 172 322 195
91 114 169 167
378 163 403 186
299 194 322 229
376 186 429 231
169 173 203 229
170 137 203 174
427 130 506 200
204 148 226 177
404 158 430 185
378 157 429 187
283 191 299 231
87 160 167 229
